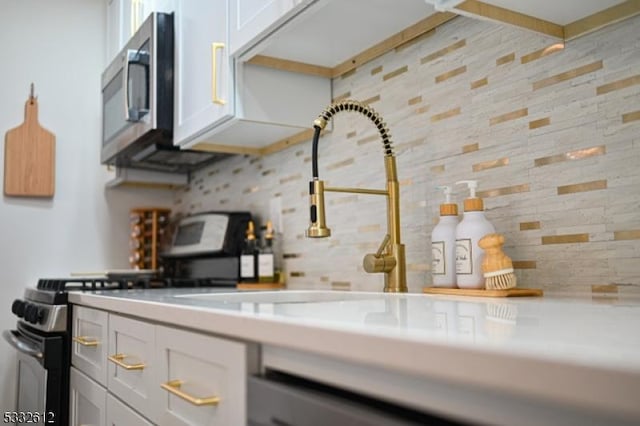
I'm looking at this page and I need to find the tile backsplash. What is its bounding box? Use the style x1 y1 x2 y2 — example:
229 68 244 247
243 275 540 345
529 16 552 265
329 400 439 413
174 15 640 295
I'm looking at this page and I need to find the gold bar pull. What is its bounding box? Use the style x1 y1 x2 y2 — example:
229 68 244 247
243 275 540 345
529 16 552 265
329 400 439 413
108 353 145 370
73 336 99 347
211 43 226 105
161 380 220 406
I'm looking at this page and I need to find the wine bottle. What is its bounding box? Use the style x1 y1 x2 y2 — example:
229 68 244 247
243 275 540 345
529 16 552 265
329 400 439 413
258 221 275 283
240 221 259 282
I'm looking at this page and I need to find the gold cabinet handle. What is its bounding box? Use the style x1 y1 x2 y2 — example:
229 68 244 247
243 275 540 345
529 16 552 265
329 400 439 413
73 336 99 347
160 379 220 406
211 42 226 105
108 353 145 370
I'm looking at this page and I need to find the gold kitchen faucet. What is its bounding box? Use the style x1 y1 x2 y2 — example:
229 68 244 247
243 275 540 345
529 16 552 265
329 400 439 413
305 100 407 293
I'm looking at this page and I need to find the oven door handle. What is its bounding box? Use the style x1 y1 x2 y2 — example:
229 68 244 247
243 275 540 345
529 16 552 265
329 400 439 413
2 330 43 359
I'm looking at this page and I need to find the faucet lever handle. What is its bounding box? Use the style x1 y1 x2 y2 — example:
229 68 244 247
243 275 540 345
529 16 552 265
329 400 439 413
375 234 391 257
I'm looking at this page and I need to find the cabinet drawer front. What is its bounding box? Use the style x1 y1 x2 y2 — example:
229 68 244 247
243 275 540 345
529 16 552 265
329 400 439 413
72 306 109 386
106 393 154 426
157 326 247 426
69 367 106 426
108 314 159 423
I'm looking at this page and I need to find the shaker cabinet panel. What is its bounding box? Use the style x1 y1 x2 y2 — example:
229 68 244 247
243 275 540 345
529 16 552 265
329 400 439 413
107 314 159 424
72 306 109 386
229 0 302 56
156 326 248 426
105 0 175 66
106 393 154 426
69 367 107 426
173 0 233 146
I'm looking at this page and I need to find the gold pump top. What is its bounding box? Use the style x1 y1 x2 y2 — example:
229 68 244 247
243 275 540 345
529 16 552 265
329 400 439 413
464 198 484 212
440 203 458 216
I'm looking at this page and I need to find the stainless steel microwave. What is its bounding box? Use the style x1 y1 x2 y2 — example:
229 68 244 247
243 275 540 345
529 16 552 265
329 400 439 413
101 12 224 173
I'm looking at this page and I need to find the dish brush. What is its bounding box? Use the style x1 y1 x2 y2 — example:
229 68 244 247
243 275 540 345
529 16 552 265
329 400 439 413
478 233 517 290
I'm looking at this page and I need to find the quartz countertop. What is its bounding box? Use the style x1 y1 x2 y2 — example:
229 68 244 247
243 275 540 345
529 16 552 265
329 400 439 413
69 288 640 423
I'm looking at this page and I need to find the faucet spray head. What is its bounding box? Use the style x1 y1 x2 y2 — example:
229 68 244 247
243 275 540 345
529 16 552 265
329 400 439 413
306 179 331 238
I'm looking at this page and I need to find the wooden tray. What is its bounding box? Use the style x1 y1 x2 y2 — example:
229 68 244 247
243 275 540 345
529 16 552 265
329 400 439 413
423 287 543 297
236 282 286 290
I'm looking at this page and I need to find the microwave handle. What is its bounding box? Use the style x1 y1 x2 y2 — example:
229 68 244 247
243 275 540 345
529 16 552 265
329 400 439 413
124 49 150 122
124 49 133 122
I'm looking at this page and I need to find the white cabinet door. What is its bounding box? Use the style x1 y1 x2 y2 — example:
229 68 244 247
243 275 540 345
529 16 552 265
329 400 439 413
106 393 154 426
72 306 109 386
107 314 159 424
105 0 174 65
173 0 233 147
156 326 248 426
229 0 301 56
69 367 107 426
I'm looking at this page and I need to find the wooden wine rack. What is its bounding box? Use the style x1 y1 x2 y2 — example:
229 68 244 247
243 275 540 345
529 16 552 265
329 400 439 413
129 207 171 270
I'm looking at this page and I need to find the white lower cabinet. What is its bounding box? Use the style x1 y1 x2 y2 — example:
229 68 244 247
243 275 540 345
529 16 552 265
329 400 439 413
69 367 107 426
72 306 109 386
72 305 254 425
106 393 154 426
156 325 249 426
108 314 159 423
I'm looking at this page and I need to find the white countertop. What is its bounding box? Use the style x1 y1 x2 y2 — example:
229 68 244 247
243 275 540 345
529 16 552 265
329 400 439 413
69 288 640 423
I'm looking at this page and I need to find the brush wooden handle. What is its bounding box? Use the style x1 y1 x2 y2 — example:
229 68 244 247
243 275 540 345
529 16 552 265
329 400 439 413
478 233 513 273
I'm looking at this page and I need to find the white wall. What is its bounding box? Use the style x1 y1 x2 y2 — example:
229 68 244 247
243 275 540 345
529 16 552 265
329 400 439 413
0 0 173 410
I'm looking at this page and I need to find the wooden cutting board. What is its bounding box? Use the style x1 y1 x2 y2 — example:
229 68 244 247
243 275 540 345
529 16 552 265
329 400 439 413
4 96 56 197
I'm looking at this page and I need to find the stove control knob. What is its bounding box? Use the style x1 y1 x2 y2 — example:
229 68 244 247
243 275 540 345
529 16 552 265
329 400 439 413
12 299 26 318
24 304 44 324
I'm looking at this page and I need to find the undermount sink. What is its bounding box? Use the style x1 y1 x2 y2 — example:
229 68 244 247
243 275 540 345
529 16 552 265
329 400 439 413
174 290 382 305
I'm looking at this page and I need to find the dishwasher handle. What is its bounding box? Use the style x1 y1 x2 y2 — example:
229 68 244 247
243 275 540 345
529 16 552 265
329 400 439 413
3 329 43 359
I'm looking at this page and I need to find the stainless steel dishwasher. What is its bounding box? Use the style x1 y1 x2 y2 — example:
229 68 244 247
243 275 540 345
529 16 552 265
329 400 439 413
248 372 466 426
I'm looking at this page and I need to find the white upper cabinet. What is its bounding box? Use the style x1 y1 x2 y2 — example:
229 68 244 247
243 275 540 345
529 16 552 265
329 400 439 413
173 0 234 147
173 0 330 151
229 0 309 56
241 0 437 67
105 0 175 65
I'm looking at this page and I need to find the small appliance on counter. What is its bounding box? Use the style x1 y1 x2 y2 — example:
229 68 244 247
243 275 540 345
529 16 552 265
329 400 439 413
161 211 253 286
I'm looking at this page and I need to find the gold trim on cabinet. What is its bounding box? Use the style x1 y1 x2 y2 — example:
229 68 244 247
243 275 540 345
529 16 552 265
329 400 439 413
564 0 640 40
247 55 333 78
161 380 220 406
211 43 226 105
73 336 98 347
332 12 457 77
108 353 145 370
454 0 564 38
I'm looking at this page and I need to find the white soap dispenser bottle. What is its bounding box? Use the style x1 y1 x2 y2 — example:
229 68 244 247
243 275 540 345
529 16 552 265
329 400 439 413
431 186 459 288
455 180 495 289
